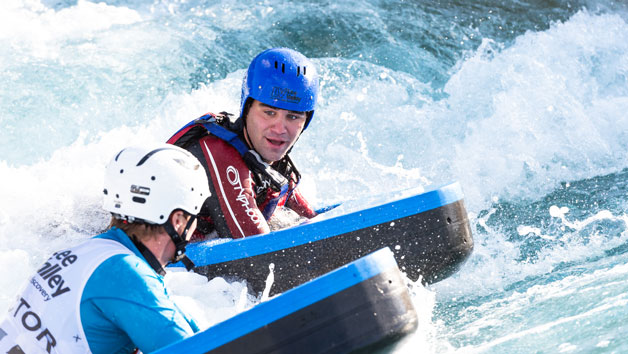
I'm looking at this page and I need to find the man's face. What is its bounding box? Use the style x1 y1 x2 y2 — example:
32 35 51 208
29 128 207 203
244 99 307 163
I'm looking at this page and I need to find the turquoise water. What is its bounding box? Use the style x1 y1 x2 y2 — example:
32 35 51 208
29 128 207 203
1 0 628 352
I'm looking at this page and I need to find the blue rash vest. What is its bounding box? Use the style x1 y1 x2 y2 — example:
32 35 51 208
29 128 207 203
81 227 199 353
0 227 198 354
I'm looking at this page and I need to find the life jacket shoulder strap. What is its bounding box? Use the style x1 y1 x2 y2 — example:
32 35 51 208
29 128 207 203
198 114 250 156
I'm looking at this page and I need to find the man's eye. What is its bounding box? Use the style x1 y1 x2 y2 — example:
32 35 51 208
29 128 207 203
264 110 276 116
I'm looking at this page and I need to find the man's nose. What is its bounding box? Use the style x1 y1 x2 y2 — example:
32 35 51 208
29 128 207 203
269 114 288 133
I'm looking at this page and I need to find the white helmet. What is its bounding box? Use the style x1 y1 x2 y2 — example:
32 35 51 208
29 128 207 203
103 144 210 224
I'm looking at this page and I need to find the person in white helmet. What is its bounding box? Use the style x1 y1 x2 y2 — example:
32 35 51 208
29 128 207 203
0 144 210 354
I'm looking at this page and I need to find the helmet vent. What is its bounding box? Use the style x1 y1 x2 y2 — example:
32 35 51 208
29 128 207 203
151 176 156 181
120 169 124 174
274 61 278 69
132 197 146 204
297 66 300 77
114 149 125 161
304 66 307 75
103 189 108 195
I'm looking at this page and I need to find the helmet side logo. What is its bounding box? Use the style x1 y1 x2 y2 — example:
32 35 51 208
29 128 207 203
130 185 150 195
270 87 302 104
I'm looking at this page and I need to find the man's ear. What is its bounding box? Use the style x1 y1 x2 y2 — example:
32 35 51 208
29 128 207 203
168 210 186 229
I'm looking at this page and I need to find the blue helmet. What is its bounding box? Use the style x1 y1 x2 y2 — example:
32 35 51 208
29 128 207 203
240 48 319 130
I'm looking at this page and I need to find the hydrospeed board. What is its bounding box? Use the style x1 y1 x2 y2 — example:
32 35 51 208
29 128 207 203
156 248 418 354
173 181 474 295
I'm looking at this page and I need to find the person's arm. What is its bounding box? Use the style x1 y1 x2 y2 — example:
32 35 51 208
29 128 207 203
286 183 318 219
81 255 197 354
197 136 270 238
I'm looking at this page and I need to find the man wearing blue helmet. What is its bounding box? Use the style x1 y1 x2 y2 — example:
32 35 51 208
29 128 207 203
168 48 319 239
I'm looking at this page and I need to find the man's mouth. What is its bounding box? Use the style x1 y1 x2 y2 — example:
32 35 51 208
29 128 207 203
266 138 285 147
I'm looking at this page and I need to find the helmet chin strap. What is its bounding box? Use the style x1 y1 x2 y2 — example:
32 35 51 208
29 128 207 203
162 216 197 271
243 124 255 152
